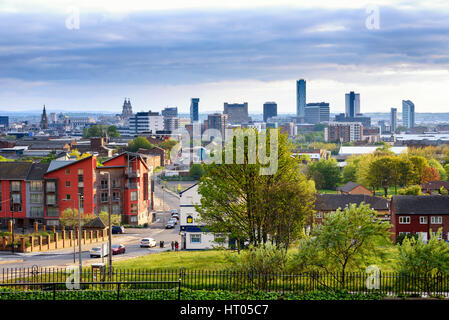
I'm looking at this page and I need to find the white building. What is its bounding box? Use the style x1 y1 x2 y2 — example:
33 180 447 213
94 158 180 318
129 111 164 134
179 183 228 250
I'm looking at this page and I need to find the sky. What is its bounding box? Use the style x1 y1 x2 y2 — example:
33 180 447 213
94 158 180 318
0 0 449 114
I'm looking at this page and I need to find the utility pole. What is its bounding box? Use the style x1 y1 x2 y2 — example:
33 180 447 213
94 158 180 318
100 171 113 278
78 195 83 279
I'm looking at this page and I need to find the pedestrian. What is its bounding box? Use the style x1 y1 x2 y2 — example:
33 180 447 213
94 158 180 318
171 241 175 251
175 241 179 251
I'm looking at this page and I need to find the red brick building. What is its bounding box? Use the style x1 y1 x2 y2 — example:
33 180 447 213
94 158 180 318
391 195 449 242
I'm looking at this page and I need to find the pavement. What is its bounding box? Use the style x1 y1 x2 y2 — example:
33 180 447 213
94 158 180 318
0 180 181 271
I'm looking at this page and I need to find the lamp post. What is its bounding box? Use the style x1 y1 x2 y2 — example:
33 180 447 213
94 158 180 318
62 198 76 263
100 171 112 277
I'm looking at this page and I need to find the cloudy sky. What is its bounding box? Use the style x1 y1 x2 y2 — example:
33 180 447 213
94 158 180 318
0 0 449 114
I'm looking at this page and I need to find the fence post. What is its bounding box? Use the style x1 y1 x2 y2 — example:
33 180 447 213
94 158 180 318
117 282 121 301
53 283 56 301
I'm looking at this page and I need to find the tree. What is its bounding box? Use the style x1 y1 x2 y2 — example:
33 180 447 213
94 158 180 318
397 229 449 295
366 156 397 195
107 125 120 138
127 137 154 152
189 164 205 179
408 156 429 184
421 166 440 184
398 185 422 195
428 158 447 181
305 159 341 190
293 203 391 286
196 130 316 248
99 211 122 226
59 208 95 228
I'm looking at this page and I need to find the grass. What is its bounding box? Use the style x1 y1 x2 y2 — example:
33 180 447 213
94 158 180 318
318 189 338 194
114 249 232 270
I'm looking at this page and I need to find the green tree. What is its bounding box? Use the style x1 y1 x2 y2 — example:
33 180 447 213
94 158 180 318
99 211 122 226
107 125 120 138
196 130 316 248
408 156 429 184
293 203 391 286
59 208 95 228
366 156 398 195
398 185 422 195
127 137 154 152
428 158 447 181
397 229 449 294
189 164 205 179
305 159 341 190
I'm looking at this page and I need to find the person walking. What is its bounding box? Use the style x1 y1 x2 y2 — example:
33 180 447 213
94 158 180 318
171 241 175 251
175 241 179 251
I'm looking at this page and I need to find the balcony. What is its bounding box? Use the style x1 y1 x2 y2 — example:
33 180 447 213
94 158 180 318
126 183 139 190
126 168 140 178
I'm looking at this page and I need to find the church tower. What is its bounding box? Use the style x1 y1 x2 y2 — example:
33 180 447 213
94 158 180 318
40 105 49 129
121 98 133 119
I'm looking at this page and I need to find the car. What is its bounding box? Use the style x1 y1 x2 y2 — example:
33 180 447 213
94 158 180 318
165 221 175 229
168 218 177 225
171 209 178 215
89 245 109 258
140 238 157 248
111 244 126 255
171 213 180 220
112 226 125 234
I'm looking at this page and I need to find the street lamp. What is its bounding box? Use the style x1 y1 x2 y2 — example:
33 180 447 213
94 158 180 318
100 171 112 277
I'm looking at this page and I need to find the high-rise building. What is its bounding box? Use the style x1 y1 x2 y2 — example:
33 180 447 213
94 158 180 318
162 107 178 118
40 105 49 129
296 79 306 118
206 113 228 141
304 102 330 124
325 122 363 143
345 92 360 117
0 116 9 128
390 108 397 133
223 102 250 124
164 117 180 132
263 102 277 123
402 100 415 129
129 111 164 134
190 98 200 123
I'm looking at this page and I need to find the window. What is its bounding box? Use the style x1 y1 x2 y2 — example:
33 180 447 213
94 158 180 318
65 181 71 188
399 216 410 224
112 180 120 188
131 191 138 201
78 169 84 175
30 181 42 192
101 205 109 213
12 193 21 204
112 192 120 201
47 207 58 217
100 180 108 190
130 216 137 223
420 216 428 224
46 194 56 205
46 220 59 226
46 181 56 192
190 234 201 243
65 194 71 200
30 207 43 217
316 212 323 219
186 216 193 224
101 192 109 203
65 169 71 175
130 203 138 214
431 216 442 224
30 194 42 204
112 204 120 214
11 181 20 192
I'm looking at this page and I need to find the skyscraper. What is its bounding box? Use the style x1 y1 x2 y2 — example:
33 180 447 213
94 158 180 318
162 107 178 118
304 102 330 124
402 100 415 129
223 102 250 124
296 79 306 118
263 102 277 122
190 98 200 123
345 92 360 117
207 113 228 141
390 108 397 133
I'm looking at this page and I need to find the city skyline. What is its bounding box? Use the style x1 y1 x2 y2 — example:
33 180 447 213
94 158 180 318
0 1 449 113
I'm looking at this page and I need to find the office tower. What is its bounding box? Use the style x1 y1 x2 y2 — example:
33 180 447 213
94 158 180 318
164 117 180 132
304 102 330 124
325 122 363 143
223 102 250 124
390 108 397 133
345 91 360 117
40 105 49 129
190 98 200 123
296 79 306 118
129 111 164 134
0 116 9 128
207 113 228 141
402 100 415 129
162 107 178 118
263 102 277 123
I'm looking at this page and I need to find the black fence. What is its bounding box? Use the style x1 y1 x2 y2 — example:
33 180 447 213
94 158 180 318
1 267 449 299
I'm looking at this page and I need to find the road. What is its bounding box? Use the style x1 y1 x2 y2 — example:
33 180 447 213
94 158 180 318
0 182 181 272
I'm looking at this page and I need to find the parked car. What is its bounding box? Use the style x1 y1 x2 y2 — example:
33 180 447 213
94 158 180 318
140 238 157 248
171 209 178 215
111 244 126 255
171 213 180 220
165 221 175 229
112 226 125 234
89 245 109 258
168 217 177 225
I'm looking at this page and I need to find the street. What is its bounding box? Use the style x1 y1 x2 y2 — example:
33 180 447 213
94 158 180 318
0 181 181 271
